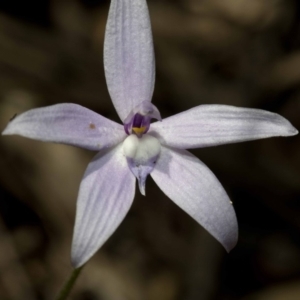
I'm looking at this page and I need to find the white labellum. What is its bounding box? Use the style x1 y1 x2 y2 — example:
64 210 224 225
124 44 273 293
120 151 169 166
123 134 161 195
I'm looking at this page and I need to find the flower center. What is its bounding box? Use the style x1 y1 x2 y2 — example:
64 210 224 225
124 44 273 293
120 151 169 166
125 113 150 137
123 101 161 137
122 101 162 194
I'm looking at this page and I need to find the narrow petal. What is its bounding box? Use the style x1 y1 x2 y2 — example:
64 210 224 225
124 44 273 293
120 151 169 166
104 0 155 122
2 103 126 151
71 144 135 267
150 105 298 149
151 146 238 252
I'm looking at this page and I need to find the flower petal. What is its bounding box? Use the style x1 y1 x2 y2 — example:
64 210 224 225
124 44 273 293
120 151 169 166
2 103 126 151
104 0 155 122
150 105 298 149
151 146 238 252
71 144 135 267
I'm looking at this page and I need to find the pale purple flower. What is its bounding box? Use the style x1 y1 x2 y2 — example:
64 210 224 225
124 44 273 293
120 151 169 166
2 0 298 268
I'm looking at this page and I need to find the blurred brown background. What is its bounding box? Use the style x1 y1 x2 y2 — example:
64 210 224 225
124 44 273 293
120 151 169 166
0 0 300 299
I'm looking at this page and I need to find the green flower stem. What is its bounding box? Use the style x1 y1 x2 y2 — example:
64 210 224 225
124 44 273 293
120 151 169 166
55 266 84 300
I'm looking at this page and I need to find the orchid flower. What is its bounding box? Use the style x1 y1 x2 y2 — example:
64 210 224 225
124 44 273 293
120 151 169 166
2 0 298 269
